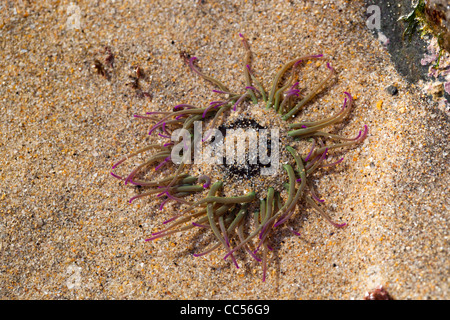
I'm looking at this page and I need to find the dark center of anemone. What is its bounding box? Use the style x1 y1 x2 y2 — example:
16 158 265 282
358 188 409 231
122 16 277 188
212 118 272 181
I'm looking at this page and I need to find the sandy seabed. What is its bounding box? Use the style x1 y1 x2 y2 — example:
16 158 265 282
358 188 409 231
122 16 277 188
0 0 448 299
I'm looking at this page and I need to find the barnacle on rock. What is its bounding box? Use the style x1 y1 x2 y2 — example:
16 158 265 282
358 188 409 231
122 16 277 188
111 34 367 281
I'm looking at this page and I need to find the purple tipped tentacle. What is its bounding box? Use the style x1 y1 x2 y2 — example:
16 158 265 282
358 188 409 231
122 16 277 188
156 190 169 198
245 64 255 76
198 175 211 188
294 54 324 66
202 130 213 143
255 226 272 253
159 190 191 205
192 244 220 257
285 89 300 99
163 216 178 225
289 227 301 237
233 93 249 111
258 223 269 240
343 91 353 103
245 86 261 95
128 193 147 203
311 193 325 203
154 156 171 171
124 170 137 186
326 62 335 72
173 104 196 110
306 196 347 229
245 246 262 262
261 245 269 282
110 171 124 180
111 158 127 169
148 119 166 135
283 82 301 99
145 228 181 242
320 157 344 169
239 33 250 50
272 218 284 229
150 229 166 236
146 111 172 115
253 241 264 255
328 125 367 144
332 222 347 228
316 147 329 164
192 253 204 257
359 125 369 141
304 139 316 162
290 81 299 90
134 114 157 120
218 217 240 269
352 130 362 141
306 147 328 170
228 247 240 269
273 207 296 228
188 57 201 75
159 198 170 211
212 89 229 95
192 222 208 228
126 179 142 186
202 101 224 118
158 133 171 139
175 114 188 120
202 113 225 141
342 97 348 110
162 122 171 135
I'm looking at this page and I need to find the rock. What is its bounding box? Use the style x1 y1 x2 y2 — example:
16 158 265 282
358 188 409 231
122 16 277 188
35 217 44 228
365 0 429 83
428 81 444 98
424 0 450 53
386 85 399 95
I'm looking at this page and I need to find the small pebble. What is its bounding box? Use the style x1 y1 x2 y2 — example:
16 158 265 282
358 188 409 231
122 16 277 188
35 217 44 228
364 285 393 300
376 100 383 110
386 85 398 96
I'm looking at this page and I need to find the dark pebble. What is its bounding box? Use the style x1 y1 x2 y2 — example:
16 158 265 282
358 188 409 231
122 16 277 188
386 85 398 96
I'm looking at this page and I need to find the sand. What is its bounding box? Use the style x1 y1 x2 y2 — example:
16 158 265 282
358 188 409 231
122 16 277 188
0 0 448 300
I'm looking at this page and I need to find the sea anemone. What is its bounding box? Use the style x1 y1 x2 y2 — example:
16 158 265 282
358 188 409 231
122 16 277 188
111 33 368 281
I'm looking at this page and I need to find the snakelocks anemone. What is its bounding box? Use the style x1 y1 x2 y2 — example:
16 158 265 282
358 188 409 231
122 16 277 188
111 34 367 281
